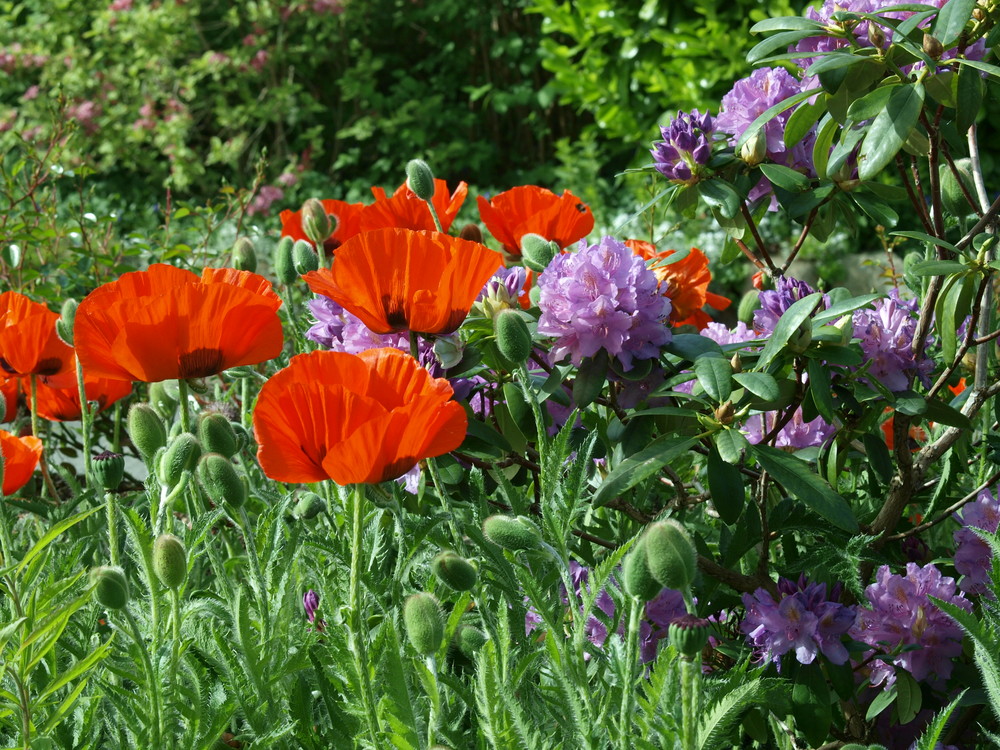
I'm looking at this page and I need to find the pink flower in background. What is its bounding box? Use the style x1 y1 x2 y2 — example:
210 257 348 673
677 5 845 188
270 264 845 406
277 171 299 187
109 0 133 10
247 185 284 216
250 50 269 72
312 0 346 13
67 100 100 134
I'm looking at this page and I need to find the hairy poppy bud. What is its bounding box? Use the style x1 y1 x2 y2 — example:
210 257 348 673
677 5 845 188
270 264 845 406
623 535 663 601
405 159 436 201
494 309 532 364
404 592 444 656
301 198 332 248
91 566 129 610
196 453 245 508
153 534 187 589
483 515 541 551
158 433 202 488
294 491 325 520
454 624 487 659
57 298 77 345
273 236 297 285
668 613 710 658
91 451 125 491
292 239 319 276
520 233 558 272
198 412 238 458
432 551 478 591
232 237 257 273
127 403 167 462
459 223 483 244
644 519 698 592
148 381 178 419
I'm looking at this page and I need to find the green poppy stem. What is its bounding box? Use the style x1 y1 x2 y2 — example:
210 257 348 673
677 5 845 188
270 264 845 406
348 484 383 745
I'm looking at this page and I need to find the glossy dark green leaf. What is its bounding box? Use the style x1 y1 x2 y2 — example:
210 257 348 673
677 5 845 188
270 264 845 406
923 396 973 429
747 30 819 65
812 113 839 178
865 684 897 721
807 358 836 423
851 191 899 227
805 51 870 77
759 163 811 192
750 16 826 33
847 83 899 122
956 61 984 132
890 231 959 254
732 372 780 402
715 427 750 465
694 355 733 403
707 443 745 524
791 662 832 748
933 0 976 45
698 180 741 220
735 88 823 152
591 436 699 508
757 292 825 369
812 293 880 324
664 333 724 362
895 669 923 724
858 84 925 180
909 259 968 276
953 57 1000 79
784 99 826 149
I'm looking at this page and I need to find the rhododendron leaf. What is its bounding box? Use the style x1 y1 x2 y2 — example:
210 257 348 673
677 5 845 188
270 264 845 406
757 292 824 369
698 180 741 220
707 443 744 523
749 16 824 33
732 373 779 402
846 84 898 123
665 333 724 362
791 662 831 748
858 83 925 181
693 354 732 403
811 293 880 324
758 164 810 192
865 685 897 721
784 98 825 150
591 436 699 508
807 359 836 423
747 30 818 65
714 427 749 466
933 0 976 45
922 396 972 429
813 113 838 177
895 669 922 724
957 62 984 132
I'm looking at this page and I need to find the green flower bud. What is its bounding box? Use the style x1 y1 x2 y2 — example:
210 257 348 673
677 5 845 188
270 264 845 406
494 309 532 364
730 353 742 373
148 381 178 419
458 223 484 244
714 401 736 426
232 237 257 273
127 403 167 462
787 321 812 354
405 159 436 201
91 451 125 491
739 131 767 167
196 453 246 508
292 239 319 276
301 198 332 248
644 519 698 592
520 233 557 272
153 533 187 590
453 624 487 659
482 515 541 551
157 433 202 488
867 23 885 49
273 236 297 285
198 412 238 458
294 491 325 520
737 289 760 324
668 613 710 659
431 551 478 591
528 284 541 307
57 298 77 345
403 592 444 657
90 566 129 610
622 536 662 601
230 422 251 453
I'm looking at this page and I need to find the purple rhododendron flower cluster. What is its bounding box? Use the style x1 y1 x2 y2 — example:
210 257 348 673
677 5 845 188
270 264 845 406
953 488 1000 595
753 276 827 334
650 109 715 183
852 563 971 688
479 265 527 306
743 408 835 450
853 289 934 392
537 236 671 371
793 0 882 73
740 576 855 668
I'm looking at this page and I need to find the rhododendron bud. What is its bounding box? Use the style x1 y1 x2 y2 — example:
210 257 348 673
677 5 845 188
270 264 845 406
273 236 297 284
292 239 319 275
867 23 885 49
301 198 332 248
158 433 201 488
494 309 532 364
232 237 257 273
404 592 444 656
739 131 767 167
483 515 541 551
196 453 245 508
57 298 77 345
432 551 478 591
519 233 557 272
198 412 238 458
91 450 125 491
405 159 436 201
730 353 742 373
153 533 187 589
923 33 943 59
645 519 697 592
714 401 736 426
127 403 167 461
91 566 129 610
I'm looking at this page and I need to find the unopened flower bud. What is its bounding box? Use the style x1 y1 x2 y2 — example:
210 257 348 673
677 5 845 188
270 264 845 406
232 237 257 273
91 451 125 491
787 321 813 354
923 33 943 59
494 309 532 364
483 515 542 551
157 433 202 488
148 381 178 419
867 23 886 49
644 519 698 592
730 353 742 373
459 223 484 244
432 551 478 591
91 566 129 610
433 337 464 369
153 533 187 589
292 239 319 275
57 298 77 345
520 233 557 272
294 491 325 520
623 535 663 601
198 412 238 458
740 131 767 167
714 401 736 425
127 403 167 462
196 453 245 508
454 624 488 659
301 198 332 248
273 236 297 285
668 613 711 658
404 592 444 656
405 159 436 201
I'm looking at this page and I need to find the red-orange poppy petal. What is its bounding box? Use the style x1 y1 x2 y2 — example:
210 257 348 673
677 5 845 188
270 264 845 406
360 179 468 234
0 376 17 421
477 186 593 254
0 292 75 380
303 228 503 335
280 199 366 249
628 243 729 329
31 368 133 422
0 430 42 496
201 268 282 307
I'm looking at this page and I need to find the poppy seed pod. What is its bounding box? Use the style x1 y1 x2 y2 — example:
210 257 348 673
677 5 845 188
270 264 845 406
57 298 77 345
153 533 187 590
645 519 698 592
482 515 541 551
91 566 129 610
273 236 298 285
454 624 488 659
91 451 125 491
494 309 532 365
405 159 436 201
403 592 444 656
431 551 478 591
232 237 257 273
301 198 332 248
198 412 238 458
668 613 710 659
127 403 167 461
157 433 202 488
519 233 557 273
196 453 245 508
622 535 662 601
292 240 319 276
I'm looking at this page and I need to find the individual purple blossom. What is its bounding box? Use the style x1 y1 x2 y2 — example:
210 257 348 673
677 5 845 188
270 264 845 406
650 109 715 183
639 587 688 662
479 265 527 304
741 577 855 668
792 0 881 74
743 407 835 450
852 563 971 688
675 322 761 396
537 236 671 371
753 275 827 335
853 289 933 392
303 589 326 631
953 488 1000 596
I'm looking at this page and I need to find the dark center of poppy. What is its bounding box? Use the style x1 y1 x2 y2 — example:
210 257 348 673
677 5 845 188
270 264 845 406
380 294 409 332
322 237 341 257
178 348 225 379
0 357 15 375
379 456 418 483
35 357 64 376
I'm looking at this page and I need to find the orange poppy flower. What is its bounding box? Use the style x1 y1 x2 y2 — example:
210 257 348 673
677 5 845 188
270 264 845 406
0 292 75 384
0 429 43 496
304 228 503 335
74 264 284 383
476 185 594 255
947 377 967 397
359 179 468 234
28 367 132 422
881 409 927 452
1 376 17 422
279 199 366 254
627 241 730 329
254 348 467 485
